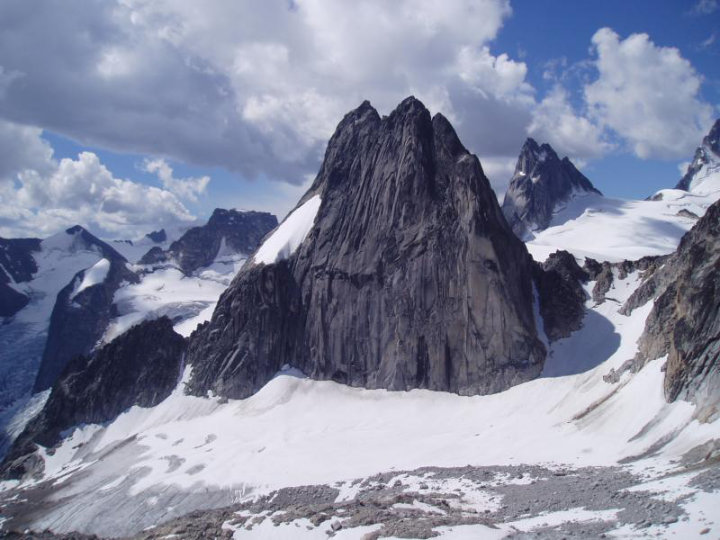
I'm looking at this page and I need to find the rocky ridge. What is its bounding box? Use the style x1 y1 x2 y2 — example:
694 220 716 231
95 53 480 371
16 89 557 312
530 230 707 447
139 209 277 275
620 198 720 418
4 317 185 479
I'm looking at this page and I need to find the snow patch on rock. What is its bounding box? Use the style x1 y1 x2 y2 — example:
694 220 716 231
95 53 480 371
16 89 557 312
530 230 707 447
253 195 321 265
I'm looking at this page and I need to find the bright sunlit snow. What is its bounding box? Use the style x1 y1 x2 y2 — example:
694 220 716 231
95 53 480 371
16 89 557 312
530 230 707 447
526 190 720 262
70 258 110 300
12 264 720 535
254 195 321 265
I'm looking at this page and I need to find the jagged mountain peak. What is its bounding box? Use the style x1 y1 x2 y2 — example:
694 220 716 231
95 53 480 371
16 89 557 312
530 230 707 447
186 96 545 400
145 228 166 243
42 225 127 263
676 118 720 193
502 138 601 238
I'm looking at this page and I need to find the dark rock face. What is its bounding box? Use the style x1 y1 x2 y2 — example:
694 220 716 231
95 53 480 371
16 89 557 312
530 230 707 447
502 138 601 238
3 317 185 479
533 251 588 341
33 227 139 393
624 199 720 415
139 210 277 275
676 119 720 191
0 238 41 284
0 238 41 318
187 97 546 399
145 228 167 243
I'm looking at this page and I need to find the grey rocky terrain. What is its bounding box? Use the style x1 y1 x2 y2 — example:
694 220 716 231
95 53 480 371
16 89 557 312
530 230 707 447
2 461 716 539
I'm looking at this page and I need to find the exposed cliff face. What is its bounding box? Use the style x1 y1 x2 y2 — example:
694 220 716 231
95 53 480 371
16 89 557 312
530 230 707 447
4 317 185 479
676 119 720 192
0 238 41 318
186 97 546 399
139 210 277 275
33 227 139 393
623 199 720 417
502 138 601 238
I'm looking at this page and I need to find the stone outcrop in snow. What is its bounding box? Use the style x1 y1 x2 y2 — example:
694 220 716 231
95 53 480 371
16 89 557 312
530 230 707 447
533 250 588 342
502 138 601 238
139 209 277 275
186 97 547 399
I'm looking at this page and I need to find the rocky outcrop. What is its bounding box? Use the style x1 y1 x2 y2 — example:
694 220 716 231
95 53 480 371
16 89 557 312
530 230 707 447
533 251 588 341
624 199 720 417
585 256 666 306
502 138 601 238
0 238 41 318
186 97 546 399
676 119 719 191
139 210 277 275
3 317 185 479
33 227 139 392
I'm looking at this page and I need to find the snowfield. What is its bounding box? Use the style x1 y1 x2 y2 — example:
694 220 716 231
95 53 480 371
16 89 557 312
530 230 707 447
2 265 719 538
2 180 720 537
526 189 720 263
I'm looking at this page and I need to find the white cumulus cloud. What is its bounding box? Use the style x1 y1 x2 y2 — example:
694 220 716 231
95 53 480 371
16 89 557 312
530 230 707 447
144 158 210 202
584 28 715 159
0 121 196 238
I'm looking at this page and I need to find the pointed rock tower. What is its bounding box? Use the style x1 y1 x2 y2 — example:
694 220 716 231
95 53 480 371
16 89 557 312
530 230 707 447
502 138 601 238
186 97 547 399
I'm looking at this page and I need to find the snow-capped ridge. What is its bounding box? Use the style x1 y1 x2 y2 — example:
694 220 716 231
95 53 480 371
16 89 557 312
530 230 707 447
676 118 720 194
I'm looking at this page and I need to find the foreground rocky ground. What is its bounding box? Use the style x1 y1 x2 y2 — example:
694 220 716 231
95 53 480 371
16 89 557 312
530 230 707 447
3 460 718 539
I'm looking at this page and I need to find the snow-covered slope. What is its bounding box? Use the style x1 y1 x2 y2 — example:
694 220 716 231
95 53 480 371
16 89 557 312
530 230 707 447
104 246 246 342
526 188 720 263
1 265 718 538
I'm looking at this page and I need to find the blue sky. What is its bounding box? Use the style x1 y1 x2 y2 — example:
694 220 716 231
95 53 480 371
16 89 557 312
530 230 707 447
0 0 718 238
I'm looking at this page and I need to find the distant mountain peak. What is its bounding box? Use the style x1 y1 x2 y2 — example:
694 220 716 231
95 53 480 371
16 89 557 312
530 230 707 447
502 139 601 238
675 118 720 193
139 209 277 275
145 228 167 243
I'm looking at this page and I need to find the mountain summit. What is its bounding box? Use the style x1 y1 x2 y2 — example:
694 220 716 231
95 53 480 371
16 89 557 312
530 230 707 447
676 119 720 194
186 96 547 399
502 138 601 238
